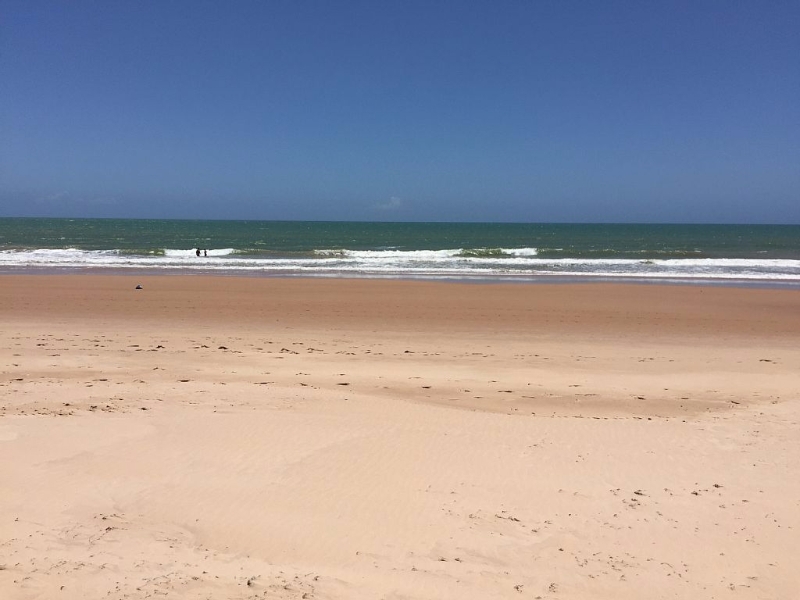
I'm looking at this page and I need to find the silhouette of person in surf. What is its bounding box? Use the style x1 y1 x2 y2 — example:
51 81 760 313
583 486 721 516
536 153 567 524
196 248 201 257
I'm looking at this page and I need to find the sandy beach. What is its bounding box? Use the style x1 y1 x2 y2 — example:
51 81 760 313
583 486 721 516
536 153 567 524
1 275 799 599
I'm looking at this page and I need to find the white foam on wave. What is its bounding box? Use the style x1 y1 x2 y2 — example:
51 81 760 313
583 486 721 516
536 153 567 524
1 247 799 282
503 247 539 257
346 249 459 260
1 248 116 264
657 258 800 268
315 247 541 260
164 248 235 257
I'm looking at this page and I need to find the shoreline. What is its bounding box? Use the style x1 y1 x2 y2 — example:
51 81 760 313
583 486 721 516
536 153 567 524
3 267 800 290
4 273 800 337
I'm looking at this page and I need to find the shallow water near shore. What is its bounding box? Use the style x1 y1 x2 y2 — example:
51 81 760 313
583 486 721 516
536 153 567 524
2 218 799 284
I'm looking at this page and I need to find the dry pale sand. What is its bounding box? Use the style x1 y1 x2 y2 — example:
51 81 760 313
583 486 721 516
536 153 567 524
1 275 799 599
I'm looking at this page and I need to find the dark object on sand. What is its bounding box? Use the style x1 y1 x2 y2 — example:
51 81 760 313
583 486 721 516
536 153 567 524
135 284 143 290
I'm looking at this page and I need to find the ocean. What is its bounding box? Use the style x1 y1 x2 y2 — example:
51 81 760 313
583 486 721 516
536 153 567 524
1 218 799 286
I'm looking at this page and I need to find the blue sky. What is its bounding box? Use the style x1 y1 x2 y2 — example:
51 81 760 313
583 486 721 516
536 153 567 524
1 1 798 222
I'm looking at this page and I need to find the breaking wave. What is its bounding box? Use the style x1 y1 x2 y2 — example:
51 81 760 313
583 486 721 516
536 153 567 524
1 246 799 283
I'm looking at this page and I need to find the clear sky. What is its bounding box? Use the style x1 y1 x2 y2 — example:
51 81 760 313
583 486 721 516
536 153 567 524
1 1 798 223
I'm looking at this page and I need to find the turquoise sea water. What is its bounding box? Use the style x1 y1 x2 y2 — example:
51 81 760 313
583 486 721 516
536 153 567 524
1 218 799 284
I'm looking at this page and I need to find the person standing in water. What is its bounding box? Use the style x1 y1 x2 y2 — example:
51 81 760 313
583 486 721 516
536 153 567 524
195 248 201 257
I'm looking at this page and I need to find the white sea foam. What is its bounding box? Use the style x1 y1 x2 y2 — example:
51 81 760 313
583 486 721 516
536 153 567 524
164 248 236 257
314 247 541 260
1 247 799 283
503 248 539 257
345 249 459 259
